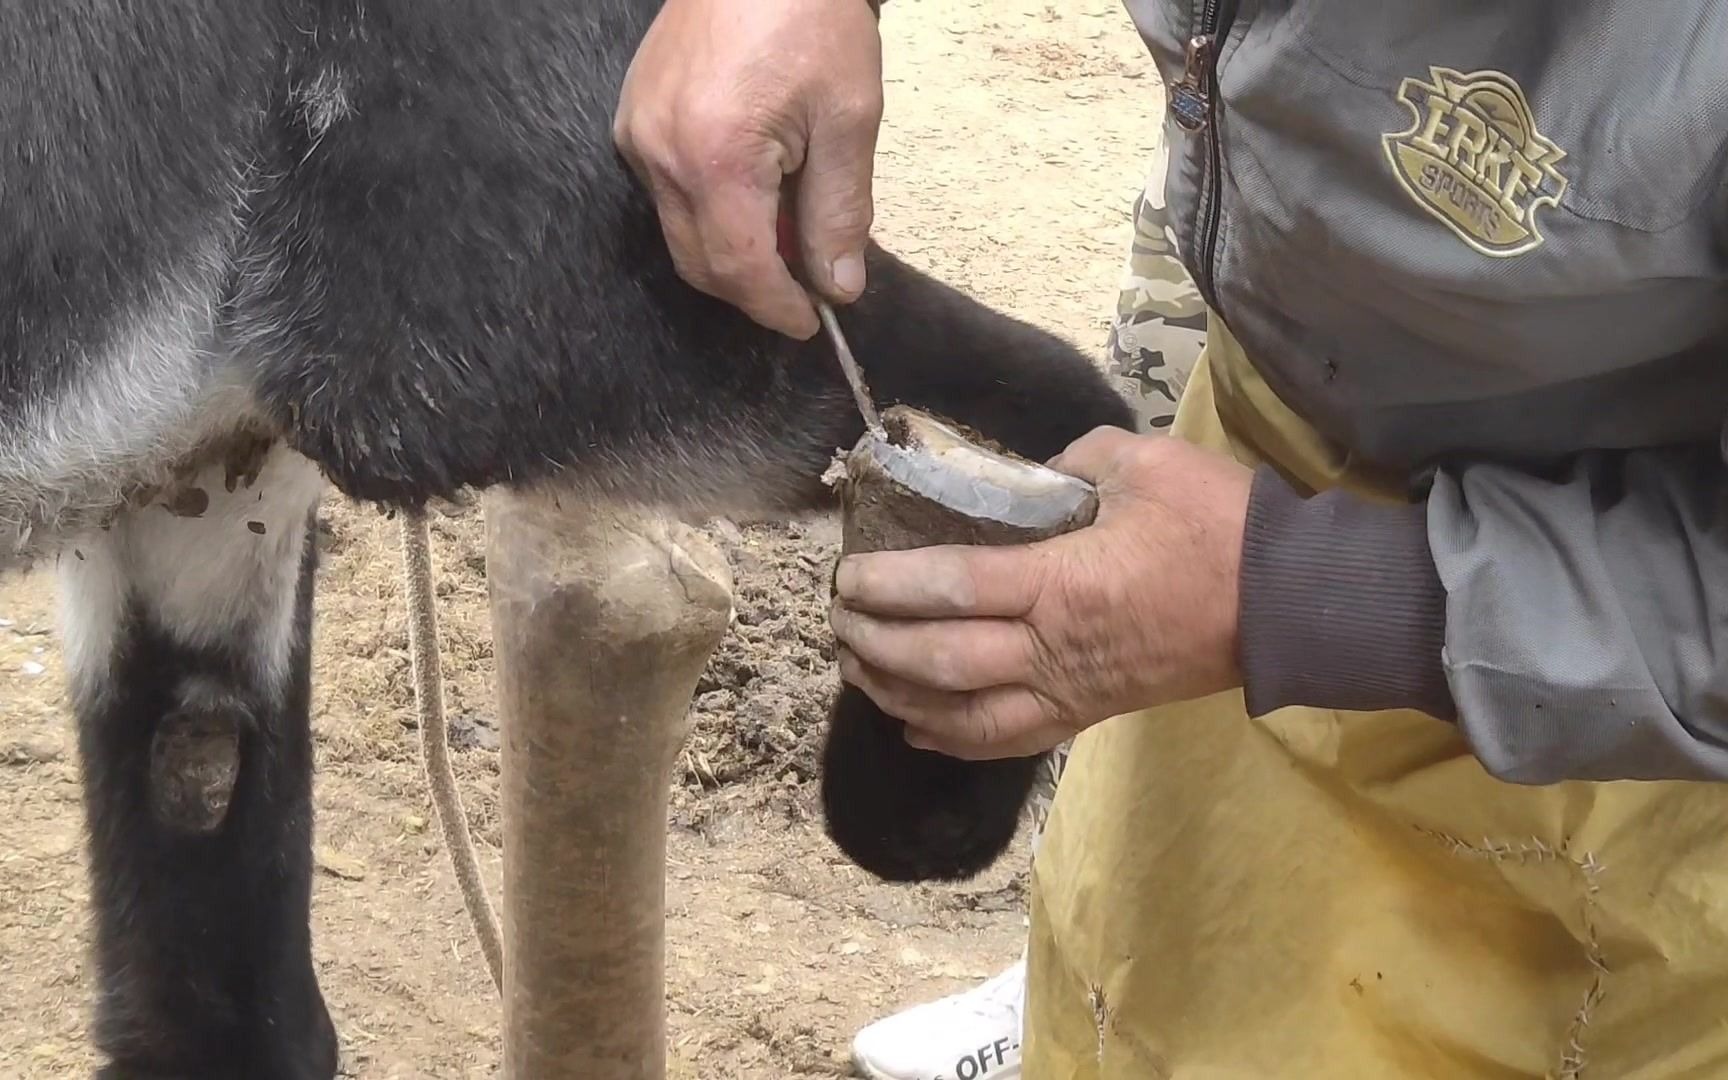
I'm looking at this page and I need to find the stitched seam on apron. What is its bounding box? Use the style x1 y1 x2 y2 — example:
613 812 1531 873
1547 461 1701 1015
1415 828 1606 1079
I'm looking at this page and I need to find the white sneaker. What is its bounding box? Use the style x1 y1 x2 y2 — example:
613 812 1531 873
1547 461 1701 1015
851 957 1025 1080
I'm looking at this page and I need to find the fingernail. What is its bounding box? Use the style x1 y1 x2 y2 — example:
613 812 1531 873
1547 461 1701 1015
830 253 866 298
834 557 858 599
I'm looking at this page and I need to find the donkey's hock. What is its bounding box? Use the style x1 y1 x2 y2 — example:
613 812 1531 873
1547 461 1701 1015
0 1 1133 1075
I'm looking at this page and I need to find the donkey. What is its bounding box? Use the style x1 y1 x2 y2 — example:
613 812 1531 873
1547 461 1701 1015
1 0 1133 1074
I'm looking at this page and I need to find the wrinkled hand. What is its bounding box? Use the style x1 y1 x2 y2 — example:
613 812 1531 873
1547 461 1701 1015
829 427 1253 759
613 0 885 339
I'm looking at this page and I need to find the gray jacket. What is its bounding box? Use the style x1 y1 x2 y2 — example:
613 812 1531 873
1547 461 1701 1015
1120 0 1728 781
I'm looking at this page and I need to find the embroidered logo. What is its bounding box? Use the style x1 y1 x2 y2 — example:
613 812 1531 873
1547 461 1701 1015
1382 66 1567 257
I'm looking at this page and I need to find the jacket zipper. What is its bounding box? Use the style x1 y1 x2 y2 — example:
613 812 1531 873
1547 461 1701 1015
1168 0 1237 315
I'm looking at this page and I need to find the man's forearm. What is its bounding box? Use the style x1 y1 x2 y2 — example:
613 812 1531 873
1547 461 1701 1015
1239 445 1728 784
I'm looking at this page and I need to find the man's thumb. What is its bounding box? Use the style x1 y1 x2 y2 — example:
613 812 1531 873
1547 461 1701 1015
1047 426 1140 484
794 109 879 302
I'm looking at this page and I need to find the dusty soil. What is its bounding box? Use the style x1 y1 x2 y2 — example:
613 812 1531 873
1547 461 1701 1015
0 2 1164 1076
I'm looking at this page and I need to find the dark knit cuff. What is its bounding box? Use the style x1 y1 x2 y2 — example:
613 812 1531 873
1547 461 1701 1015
1238 466 1455 720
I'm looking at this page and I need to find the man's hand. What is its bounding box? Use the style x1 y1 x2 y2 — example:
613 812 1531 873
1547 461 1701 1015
613 0 885 339
829 428 1253 759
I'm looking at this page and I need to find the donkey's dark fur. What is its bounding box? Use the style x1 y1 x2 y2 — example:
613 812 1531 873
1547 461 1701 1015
2 1 1132 1074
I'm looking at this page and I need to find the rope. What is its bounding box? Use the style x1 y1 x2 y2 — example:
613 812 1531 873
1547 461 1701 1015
398 507 504 992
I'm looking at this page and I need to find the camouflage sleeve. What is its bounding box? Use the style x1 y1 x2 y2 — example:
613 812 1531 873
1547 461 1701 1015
1105 149 1206 434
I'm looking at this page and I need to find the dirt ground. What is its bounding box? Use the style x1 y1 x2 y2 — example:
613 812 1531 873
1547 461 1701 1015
0 2 1164 1076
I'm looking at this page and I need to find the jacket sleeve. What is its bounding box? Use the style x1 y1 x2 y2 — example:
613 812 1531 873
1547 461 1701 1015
1236 439 1728 783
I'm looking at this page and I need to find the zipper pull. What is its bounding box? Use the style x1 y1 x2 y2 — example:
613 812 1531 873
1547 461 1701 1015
1169 34 1215 132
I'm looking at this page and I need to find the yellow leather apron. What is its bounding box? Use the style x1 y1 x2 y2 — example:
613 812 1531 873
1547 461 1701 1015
1023 319 1728 1079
